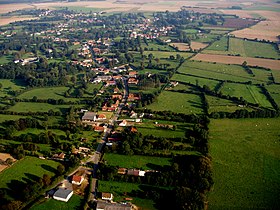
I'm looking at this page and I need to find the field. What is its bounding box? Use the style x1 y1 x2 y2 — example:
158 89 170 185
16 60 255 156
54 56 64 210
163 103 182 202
0 79 26 97
17 86 78 102
7 102 78 113
143 50 193 59
192 53 280 70
103 153 171 170
30 194 82 210
0 156 60 189
99 181 156 210
266 84 280 107
0 16 37 26
0 153 16 172
204 37 280 59
209 118 280 209
146 90 204 114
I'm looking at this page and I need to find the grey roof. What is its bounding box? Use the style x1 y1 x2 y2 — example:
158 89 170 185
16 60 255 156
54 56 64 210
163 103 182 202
82 111 96 121
53 188 73 199
96 201 132 210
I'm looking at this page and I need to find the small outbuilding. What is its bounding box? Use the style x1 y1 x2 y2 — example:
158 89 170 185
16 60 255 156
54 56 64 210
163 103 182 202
53 188 73 202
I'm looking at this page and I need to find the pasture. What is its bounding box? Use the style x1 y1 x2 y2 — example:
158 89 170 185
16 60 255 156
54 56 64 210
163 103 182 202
209 118 280 209
0 79 25 97
143 50 193 59
30 194 82 210
266 84 280 107
0 156 60 189
103 153 171 170
17 86 78 102
146 90 204 114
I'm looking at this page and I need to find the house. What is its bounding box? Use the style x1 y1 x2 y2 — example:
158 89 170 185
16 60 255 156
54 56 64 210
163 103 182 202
82 112 97 123
97 114 106 121
127 169 145 176
52 152 65 160
128 77 138 85
101 192 113 201
72 175 84 185
79 147 90 153
128 71 138 77
118 168 127 175
119 120 128 127
128 93 140 101
94 126 104 132
112 94 123 100
53 188 73 202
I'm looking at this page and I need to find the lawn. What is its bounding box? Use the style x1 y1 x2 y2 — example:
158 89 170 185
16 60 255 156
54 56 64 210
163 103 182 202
146 90 204 114
30 194 82 210
103 153 171 170
0 79 26 97
17 87 78 102
209 118 280 209
98 181 156 210
0 156 60 189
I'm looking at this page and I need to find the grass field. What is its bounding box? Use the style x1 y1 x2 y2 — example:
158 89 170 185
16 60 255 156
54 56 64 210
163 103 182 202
146 90 204 114
0 114 29 123
30 194 82 210
17 87 78 102
209 118 280 209
99 181 156 210
271 69 280 83
204 37 280 59
0 79 26 97
103 153 171 170
0 156 60 189
266 84 280 107
7 102 80 113
143 51 193 59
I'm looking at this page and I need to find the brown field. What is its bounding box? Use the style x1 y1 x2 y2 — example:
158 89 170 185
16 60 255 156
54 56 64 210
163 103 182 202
0 153 16 173
0 16 37 26
0 3 34 14
192 53 280 70
170 43 190 51
191 41 208 50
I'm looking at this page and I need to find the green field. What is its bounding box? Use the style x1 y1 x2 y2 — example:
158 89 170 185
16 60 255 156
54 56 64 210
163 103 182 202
99 181 156 210
146 90 204 114
17 87 78 102
266 84 280 107
0 79 26 97
204 37 280 59
143 51 193 59
194 33 220 43
104 153 171 170
7 102 78 113
0 114 30 123
30 194 82 210
271 69 280 83
209 118 280 209
0 156 60 189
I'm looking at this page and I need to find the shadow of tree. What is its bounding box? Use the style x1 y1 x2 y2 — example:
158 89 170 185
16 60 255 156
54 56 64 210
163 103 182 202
6 180 26 200
24 173 41 182
41 164 57 174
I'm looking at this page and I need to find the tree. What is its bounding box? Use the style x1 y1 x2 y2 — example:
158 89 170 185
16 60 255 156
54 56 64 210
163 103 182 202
57 164 65 176
42 174 51 187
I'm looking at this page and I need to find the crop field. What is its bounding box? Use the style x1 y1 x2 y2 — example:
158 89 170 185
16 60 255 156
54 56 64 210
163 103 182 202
192 53 280 70
103 153 171 170
0 156 60 189
206 95 254 113
146 90 204 114
0 79 26 97
17 86 78 102
7 102 79 113
191 41 208 50
209 118 280 209
99 181 156 210
30 194 82 210
171 74 219 90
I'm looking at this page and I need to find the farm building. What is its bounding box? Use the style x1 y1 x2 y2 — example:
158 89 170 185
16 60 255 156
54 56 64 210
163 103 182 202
96 200 132 210
53 188 73 202
101 192 113 201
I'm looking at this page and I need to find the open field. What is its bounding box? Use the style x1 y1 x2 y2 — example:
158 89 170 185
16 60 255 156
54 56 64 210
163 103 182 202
209 118 280 209
192 54 280 70
0 114 30 123
30 194 82 210
143 51 193 59
99 181 156 210
17 86 78 102
0 156 60 189
146 90 204 114
172 74 219 90
271 69 280 83
0 79 26 97
204 37 280 59
7 102 79 113
0 16 37 26
104 153 171 170
266 84 280 107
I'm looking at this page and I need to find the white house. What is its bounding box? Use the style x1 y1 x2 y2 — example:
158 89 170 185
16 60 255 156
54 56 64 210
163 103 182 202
53 188 73 202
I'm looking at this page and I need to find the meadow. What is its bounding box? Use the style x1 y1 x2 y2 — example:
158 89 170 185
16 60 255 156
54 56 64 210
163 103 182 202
143 50 193 59
209 118 280 209
0 156 60 189
146 90 204 114
103 153 171 170
266 84 280 107
30 194 82 210
17 86 78 102
0 79 26 97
